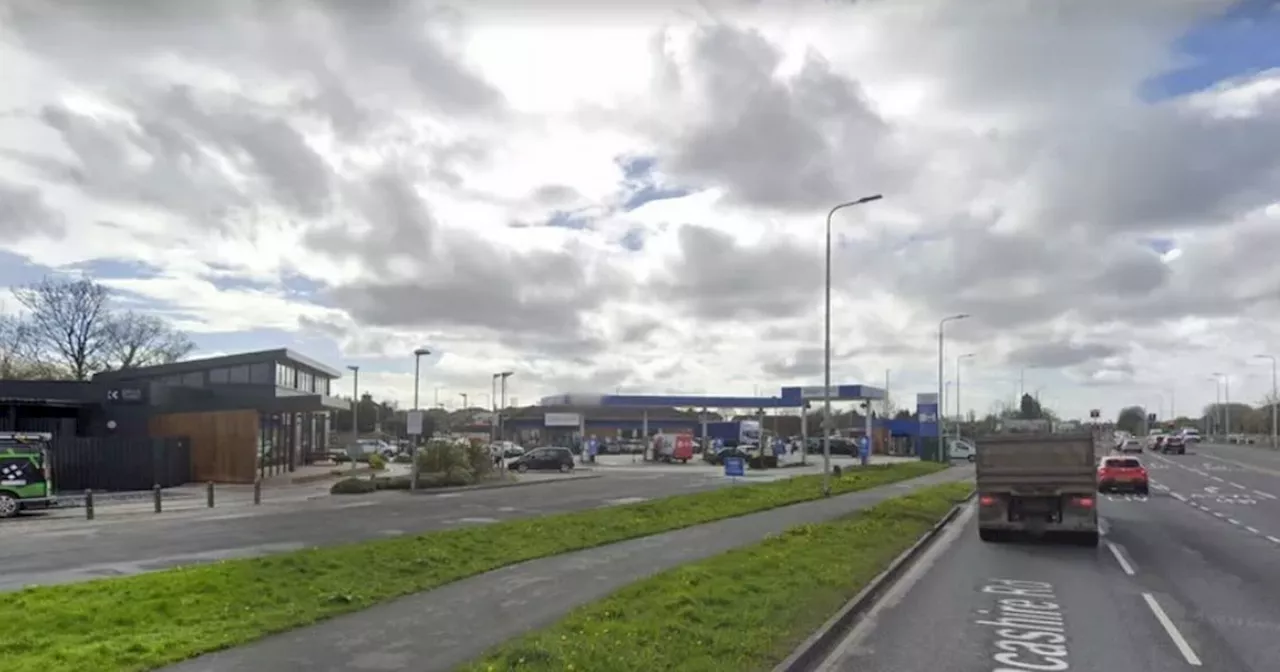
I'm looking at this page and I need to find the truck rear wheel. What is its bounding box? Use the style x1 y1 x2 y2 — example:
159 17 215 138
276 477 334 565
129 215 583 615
978 528 1003 543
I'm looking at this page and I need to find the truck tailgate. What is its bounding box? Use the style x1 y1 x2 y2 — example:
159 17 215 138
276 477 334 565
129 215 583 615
976 433 1097 493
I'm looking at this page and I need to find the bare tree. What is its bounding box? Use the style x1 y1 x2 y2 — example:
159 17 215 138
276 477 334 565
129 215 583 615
103 310 196 369
12 277 112 380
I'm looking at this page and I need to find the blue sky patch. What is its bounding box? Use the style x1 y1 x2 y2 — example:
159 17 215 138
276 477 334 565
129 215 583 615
623 184 692 211
1144 0 1280 100
620 226 646 251
1142 237 1178 255
546 209 595 230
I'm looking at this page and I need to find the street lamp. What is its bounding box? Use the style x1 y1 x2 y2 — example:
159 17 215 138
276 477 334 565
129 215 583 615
822 193 884 497
498 371 514 441
1208 374 1223 435
938 314 970 462
1255 355 1278 448
491 373 501 442
347 365 359 471
956 353 975 439
1212 372 1231 436
459 392 469 409
411 347 431 489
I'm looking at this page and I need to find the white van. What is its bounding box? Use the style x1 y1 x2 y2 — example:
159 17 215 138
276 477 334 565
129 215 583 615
948 438 977 462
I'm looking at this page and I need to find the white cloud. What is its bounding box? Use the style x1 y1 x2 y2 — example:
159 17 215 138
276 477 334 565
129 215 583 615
0 0 1277 422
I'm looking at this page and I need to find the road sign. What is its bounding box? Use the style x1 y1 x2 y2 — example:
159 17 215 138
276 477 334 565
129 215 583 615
724 456 745 479
1090 409 1100 418
406 410 425 436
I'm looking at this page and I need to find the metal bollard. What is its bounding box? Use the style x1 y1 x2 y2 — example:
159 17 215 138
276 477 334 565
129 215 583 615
153 484 162 513
206 481 215 508
253 479 261 505
85 489 95 520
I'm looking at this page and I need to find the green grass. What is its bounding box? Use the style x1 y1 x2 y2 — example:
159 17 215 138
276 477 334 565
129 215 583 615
465 481 973 672
1 461 944 672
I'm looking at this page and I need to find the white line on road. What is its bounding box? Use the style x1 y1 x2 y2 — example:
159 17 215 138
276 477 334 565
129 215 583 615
1227 518 1241 525
1230 482 1246 489
333 501 377 510
1267 536 1280 544
1213 511 1225 518
1254 490 1278 500
1142 592 1203 666
1210 476 1225 482
1106 541 1136 575
1246 526 1260 534
1171 492 1187 501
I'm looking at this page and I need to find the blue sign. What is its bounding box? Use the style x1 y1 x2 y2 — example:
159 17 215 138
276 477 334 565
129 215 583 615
712 438 725 451
724 456 746 478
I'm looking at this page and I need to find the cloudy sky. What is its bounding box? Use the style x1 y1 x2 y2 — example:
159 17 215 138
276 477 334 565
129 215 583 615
1 0 1278 421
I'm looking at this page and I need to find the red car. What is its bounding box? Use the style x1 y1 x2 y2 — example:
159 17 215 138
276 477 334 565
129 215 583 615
1098 456 1149 495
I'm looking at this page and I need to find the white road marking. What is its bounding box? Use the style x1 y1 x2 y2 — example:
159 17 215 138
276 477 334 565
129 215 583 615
1106 541 1136 575
1254 490 1278 500
333 501 377 510
1227 518 1241 525
1210 476 1225 483
1230 482 1246 489
1098 517 1110 536
1171 492 1187 501
1142 592 1203 666
1267 536 1280 544
1198 505 1211 511
1246 526 1260 534
433 493 463 499
1213 511 1225 518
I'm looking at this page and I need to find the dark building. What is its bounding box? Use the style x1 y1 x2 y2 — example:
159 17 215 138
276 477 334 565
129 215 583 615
0 348 348 484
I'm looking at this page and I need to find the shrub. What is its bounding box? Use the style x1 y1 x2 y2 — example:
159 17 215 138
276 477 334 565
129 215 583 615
367 453 387 470
391 453 412 464
374 475 412 490
330 477 377 495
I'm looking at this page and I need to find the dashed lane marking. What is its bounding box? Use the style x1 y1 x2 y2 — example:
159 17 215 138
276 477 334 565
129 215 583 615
1246 526 1261 534
1210 476 1225 482
1230 482 1247 489
1172 492 1187 501
1106 541 1136 575
1227 518 1242 525
1143 593 1203 666
1254 490 1278 500
1268 536 1280 544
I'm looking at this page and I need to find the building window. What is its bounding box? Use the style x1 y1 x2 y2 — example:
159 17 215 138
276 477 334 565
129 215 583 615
228 365 250 383
249 362 271 384
276 363 295 388
209 368 229 384
180 372 203 387
299 371 313 393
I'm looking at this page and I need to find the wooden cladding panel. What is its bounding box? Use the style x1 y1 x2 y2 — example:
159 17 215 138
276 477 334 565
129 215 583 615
149 410 258 484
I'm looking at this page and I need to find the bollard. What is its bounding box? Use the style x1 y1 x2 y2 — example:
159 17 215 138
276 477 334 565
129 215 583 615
253 479 261 505
153 484 162 513
206 481 215 508
85 489 95 520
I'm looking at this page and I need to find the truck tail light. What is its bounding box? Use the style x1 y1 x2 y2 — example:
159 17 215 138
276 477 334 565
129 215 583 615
979 494 997 506
1071 496 1095 508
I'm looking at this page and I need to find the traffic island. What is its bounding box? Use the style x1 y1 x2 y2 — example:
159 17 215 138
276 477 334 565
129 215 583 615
464 481 972 672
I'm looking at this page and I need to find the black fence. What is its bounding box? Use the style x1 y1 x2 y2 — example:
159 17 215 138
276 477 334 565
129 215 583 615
48 436 192 493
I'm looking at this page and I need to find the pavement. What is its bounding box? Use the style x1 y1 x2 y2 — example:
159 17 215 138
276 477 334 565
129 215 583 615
158 464 971 672
0 467 782 591
816 440 1280 672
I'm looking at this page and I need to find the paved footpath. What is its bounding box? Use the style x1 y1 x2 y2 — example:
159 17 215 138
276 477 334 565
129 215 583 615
162 466 971 672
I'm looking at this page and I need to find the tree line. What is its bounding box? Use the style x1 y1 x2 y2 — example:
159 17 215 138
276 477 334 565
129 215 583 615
0 276 195 381
1115 401 1279 436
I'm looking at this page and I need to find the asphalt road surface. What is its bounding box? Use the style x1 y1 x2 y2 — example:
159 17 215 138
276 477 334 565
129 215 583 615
0 471 731 591
818 441 1280 672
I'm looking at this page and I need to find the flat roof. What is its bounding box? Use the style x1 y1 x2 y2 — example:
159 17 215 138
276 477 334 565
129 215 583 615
92 348 343 381
539 384 886 409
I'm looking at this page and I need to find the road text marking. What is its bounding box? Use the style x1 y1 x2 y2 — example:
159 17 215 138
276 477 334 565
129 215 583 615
977 579 1070 671
1142 592 1202 666
1106 541 1136 575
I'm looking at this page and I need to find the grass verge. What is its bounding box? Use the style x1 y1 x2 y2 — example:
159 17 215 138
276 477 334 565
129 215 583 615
465 481 973 672
2 461 944 672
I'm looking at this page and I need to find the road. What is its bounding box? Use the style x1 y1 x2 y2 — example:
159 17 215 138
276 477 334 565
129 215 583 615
818 441 1280 672
0 470 733 591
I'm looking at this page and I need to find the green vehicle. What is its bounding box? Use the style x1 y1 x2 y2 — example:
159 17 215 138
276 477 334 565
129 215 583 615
0 432 57 518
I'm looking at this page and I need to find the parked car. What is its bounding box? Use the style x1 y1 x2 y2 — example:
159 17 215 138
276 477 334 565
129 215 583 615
1098 456 1149 495
704 446 752 466
508 446 575 473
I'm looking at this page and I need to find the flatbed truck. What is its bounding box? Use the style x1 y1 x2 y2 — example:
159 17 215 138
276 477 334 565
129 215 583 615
975 430 1100 546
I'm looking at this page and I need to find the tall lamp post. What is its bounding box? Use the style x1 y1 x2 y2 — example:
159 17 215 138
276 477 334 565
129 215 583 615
498 371 514 441
490 374 501 443
346 365 359 471
1256 355 1278 448
411 348 431 489
821 193 884 497
938 314 970 462
1213 372 1231 437
1208 375 1222 435
956 353 975 439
